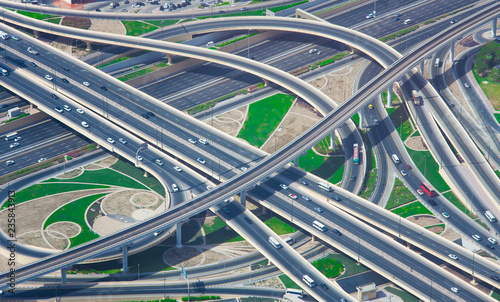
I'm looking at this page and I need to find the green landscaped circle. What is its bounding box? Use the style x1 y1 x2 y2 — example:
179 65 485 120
312 258 343 278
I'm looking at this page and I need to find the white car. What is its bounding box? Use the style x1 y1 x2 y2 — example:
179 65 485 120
188 138 197 144
240 167 247 171
448 254 458 260
5 160 14 165
55 107 63 113
309 48 317 54
280 184 288 190
197 158 206 164
119 138 127 144
451 287 459 293
173 166 182 172
314 207 323 213
155 159 164 166
171 183 179 192
199 138 208 145
288 193 297 199
63 105 71 111
374 119 379 125
9 143 19 148
206 185 212 190
76 108 84 114
82 81 90 87
38 158 46 163
488 237 498 244
417 189 424 195
302 195 310 201
107 138 115 144
404 18 412 25
442 212 450 219
14 136 22 142
366 13 374 19
44 74 53 81
401 170 407 176
472 234 481 241
81 121 89 128
464 82 471 88
136 155 143 161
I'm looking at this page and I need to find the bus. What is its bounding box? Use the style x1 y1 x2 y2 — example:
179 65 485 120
302 275 316 287
313 220 326 232
4 132 18 141
268 236 282 249
317 182 331 192
420 182 436 197
412 89 421 105
353 143 359 165
285 288 304 298
434 58 440 67
485 211 497 223
391 154 400 164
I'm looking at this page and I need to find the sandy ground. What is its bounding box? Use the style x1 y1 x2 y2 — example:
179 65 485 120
205 105 248 137
101 189 163 217
55 167 84 179
405 136 428 151
89 19 126 35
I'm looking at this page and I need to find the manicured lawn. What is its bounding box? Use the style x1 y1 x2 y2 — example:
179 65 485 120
405 147 450 192
495 114 500 125
385 286 419 302
492 287 500 301
442 191 475 219
331 253 369 278
496 170 500 179
391 201 433 218
44 193 106 248
279 274 301 289
17 10 58 19
262 214 296 235
237 93 294 148
122 21 158 36
70 245 177 274
97 56 132 69
385 178 416 209
44 18 61 24
204 217 243 244
381 88 401 106
162 220 203 245
312 258 343 278
351 113 359 126
111 157 165 196
118 62 169 81
359 169 377 200
388 103 413 142
146 20 179 27
2 183 109 209
44 168 148 190
298 149 345 185
473 69 500 111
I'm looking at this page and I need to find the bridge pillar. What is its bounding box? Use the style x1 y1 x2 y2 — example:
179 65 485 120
30 103 34 109
122 246 129 272
329 130 336 149
240 189 246 207
176 222 182 248
294 156 299 167
406 242 412 249
33 30 40 38
449 41 454 63
493 17 498 38
61 268 67 284
262 78 269 87
386 85 394 108
311 235 315 242
167 54 172 65
143 170 149 177
358 111 364 128
420 60 424 74
86 41 92 51
471 276 478 285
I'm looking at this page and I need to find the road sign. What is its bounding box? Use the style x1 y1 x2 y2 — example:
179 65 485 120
181 265 187 279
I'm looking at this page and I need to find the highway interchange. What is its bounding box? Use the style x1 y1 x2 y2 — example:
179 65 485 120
0 0 500 300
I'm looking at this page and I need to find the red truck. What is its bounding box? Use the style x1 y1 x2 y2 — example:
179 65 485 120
420 182 435 197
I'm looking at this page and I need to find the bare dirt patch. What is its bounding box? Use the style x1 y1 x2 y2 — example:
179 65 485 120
164 247 203 268
45 221 81 238
102 189 162 216
426 225 445 234
249 276 286 289
51 36 72 55
95 155 119 167
90 19 126 35
407 215 441 227
440 227 462 242
0 189 112 248
45 230 71 250
205 105 247 137
405 136 428 151
17 231 53 250
55 167 84 179
83 163 104 170
315 61 366 104
130 192 158 208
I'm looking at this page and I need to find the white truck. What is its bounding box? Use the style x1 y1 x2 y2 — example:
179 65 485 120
0 31 9 40
27 47 39 55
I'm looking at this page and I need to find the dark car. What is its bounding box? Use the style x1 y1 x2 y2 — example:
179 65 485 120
159 5 164 10
487 244 496 250
218 10 225 13
244 217 252 224
333 229 342 236
16 60 25 67
177 3 182 8
31 62 37 67
181 2 187 6
62 78 69 83
100 85 108 91
491 275 500 282
51 93 58 99
62 67 70 71
147 111 155 117
394 17 399 21
428 199 437 206
96 8 101 11
350 176 356 181
142 113 150 119
321 284 329 290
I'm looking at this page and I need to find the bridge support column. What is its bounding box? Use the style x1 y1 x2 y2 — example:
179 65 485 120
240 190 246 207
311 235 315 242
329 130 336 149
30 103 34 109
449 41 454 63
61 268 67 284
86 41 92 51
262 78 269 87
386 85 394 108
143 170 149 177
176 222 182 248
471 276 478 285
420 60 424 74
294 156 299 167
358 111 364 128
406 242 412 249
167 54 172 65
493 17 498 38
33 30 40 38
122 246 129 272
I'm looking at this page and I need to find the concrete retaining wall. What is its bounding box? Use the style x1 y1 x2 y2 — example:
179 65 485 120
0 109 49 136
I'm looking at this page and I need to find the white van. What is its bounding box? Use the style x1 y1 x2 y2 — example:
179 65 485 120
404 19 412 25
392 154 400 164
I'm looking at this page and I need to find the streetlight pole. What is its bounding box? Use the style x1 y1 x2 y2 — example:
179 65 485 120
138 263 140 280
424 155 427 177
399 115 402 137
398 213 402 238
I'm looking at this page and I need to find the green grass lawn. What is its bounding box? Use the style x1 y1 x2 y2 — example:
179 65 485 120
385 178 416 209
17 10 58 19
298 149 345 185
97 56 132 69
262 214 297 235
44 168 148 190
122 21 158 36
44 18 61 24
381 89 401 106
70 245 177 274
111 157 165 196
385 286 419 302
118 62 169 82
391 201 433 218
312 258 343 278
237 93 294 148
44 193 106 248
359 169 377 200
473 69 500 111
492 287 500 301
146 20 179 27
405 147 450 192
496 170 500 179
331 253 369 278
162 220 203 245
388 104 413 142
495 114 500 125
2 183 109 209
279 274 301 289
204 217 244 244
351 113 359 126
442 191 475 219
